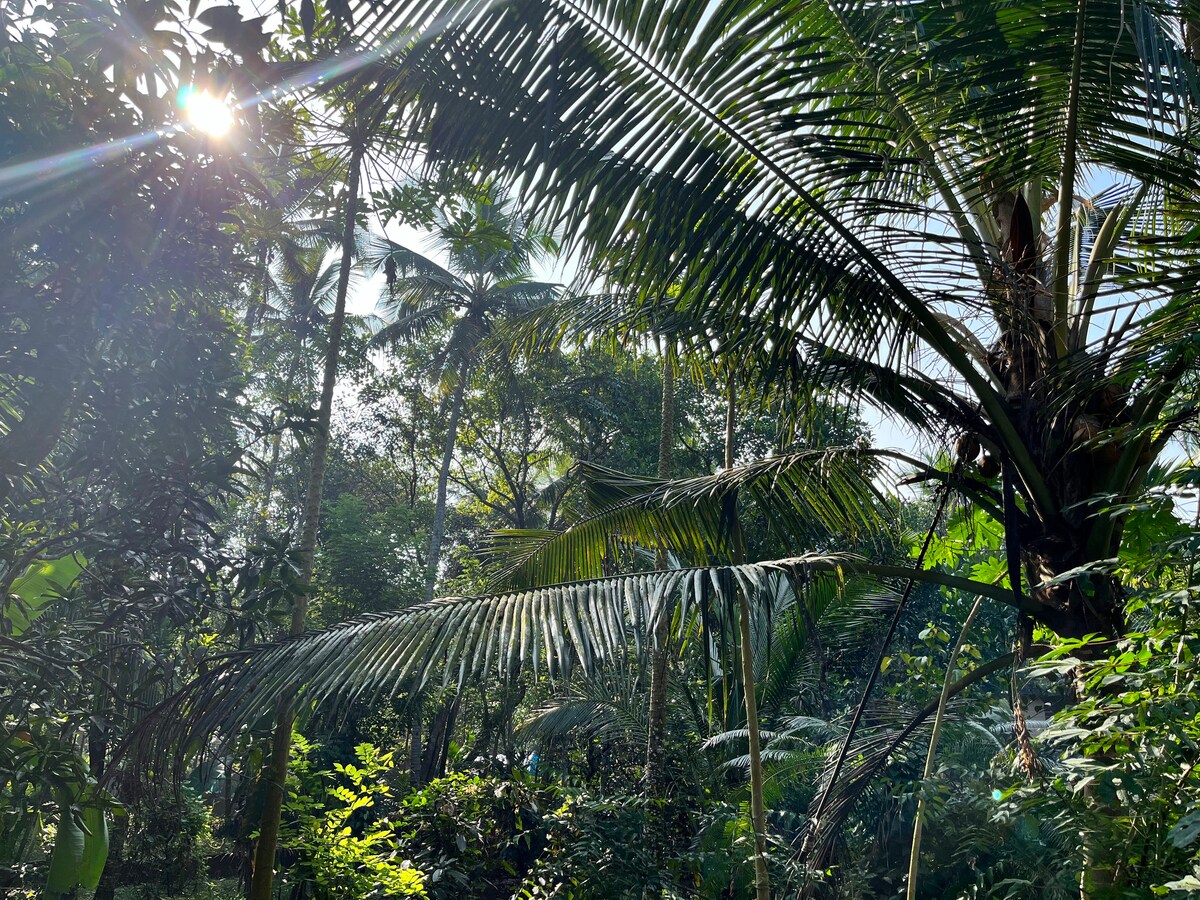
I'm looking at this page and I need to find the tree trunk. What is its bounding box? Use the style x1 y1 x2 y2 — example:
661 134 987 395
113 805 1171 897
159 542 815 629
243 240 270 336
256 347 303 537
906 596 983 899
248 143 363 900
424 367 468 601
726 379 770 899
737 589 770 900
644 347 676 796
408 695 424 786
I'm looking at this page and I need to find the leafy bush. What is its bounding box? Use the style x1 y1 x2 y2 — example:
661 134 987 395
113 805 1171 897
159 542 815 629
281 738 425 899
395 771 551 897
516 792 665 899
122 785 215 895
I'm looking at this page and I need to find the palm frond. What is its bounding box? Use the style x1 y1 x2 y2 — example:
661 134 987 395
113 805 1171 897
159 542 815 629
517 666 649 744
123 555 930 771
356 229 458 283
487 448 894 590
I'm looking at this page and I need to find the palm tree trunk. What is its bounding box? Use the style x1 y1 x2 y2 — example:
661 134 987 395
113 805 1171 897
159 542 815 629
906 595 983 900
248 142 363 900
726 378 770 899
424 366 468 601
737 591 770 900
256 347 303 536
644 347 676 795
243 240 270 336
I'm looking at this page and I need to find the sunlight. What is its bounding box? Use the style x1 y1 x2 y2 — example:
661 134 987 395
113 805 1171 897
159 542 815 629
178 86 234 137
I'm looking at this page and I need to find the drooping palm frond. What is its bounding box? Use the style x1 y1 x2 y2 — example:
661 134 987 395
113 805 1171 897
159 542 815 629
486 448 895 590
517 665 649 744
124 553 1007 774
758 575 896 713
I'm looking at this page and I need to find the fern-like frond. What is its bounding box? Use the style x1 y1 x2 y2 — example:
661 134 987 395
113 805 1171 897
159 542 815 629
127 554 1005 773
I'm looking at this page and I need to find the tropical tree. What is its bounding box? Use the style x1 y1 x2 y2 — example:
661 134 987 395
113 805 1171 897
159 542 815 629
344 0 1200 626
93 0 1200 892
361 189 561 598
286 0 1200 885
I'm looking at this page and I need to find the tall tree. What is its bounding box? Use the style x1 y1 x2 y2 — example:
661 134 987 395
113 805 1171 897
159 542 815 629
248 137 366 900
322 1 1200 879
362 189 560 599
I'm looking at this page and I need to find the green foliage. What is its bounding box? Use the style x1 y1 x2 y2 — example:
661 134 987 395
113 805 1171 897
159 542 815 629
1014 610 1200 896
395 772 550 897
281 738 426 899
122 786 216 895
2 553 85 637
515 792 664 899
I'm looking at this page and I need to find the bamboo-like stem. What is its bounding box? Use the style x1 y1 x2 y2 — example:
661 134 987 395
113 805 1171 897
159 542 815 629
424 364 469 600
248 141 363 900
804 478 956 859
905 595 984 899
644 344 675 794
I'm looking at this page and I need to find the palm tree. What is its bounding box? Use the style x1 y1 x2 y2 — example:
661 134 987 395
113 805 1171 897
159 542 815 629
141 0 1200 888
248 138 366 900
329 3 1200 886
237 236 344 525
346 0 1200 633
360 190 560 599
126 446 903 889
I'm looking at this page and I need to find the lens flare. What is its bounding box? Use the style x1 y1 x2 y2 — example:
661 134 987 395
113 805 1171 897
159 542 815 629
178 87 234 137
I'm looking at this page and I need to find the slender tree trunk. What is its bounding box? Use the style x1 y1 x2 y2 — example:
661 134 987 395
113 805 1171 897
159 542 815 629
257 347 302 536
424 367 468 601
727 379 770 899
906 596 983 900
737 591 770 900
243 240 270 336
408 695 424 786
644 347 675 795
248 143 363 900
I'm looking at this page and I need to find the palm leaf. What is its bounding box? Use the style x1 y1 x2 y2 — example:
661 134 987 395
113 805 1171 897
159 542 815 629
125 554 967 769
487 447 894 590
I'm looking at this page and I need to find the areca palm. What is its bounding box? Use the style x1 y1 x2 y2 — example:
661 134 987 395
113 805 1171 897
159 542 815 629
360 190 561 598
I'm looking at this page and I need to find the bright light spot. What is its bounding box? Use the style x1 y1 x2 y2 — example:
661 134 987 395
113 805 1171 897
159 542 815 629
992 789 1003 802
178 86 234 137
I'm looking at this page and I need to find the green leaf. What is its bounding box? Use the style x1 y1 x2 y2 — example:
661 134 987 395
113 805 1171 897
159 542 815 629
78 806 109 890
45 804 85 897
1169 810 1200 849
6 553 85 636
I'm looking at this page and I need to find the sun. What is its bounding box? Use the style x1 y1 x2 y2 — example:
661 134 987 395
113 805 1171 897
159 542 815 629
178 86 234 137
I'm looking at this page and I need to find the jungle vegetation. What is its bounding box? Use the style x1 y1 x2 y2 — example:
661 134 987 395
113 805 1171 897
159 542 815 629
4 0 1200 897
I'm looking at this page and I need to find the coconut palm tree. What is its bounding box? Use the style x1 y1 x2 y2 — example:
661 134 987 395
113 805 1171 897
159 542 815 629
359 190 561 599
136 0 1200 889
328 4 1200 884
341 0 1200 636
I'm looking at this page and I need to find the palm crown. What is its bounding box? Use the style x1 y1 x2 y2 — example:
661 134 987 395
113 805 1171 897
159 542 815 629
338 0 1200 639
360 189 562 596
